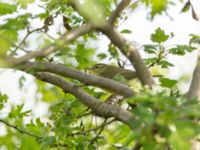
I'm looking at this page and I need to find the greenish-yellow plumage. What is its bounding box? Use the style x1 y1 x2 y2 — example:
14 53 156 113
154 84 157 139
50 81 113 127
88 63 137 80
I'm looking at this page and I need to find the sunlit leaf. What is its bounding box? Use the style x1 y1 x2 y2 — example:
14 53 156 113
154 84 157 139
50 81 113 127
97 53 107 60
157 60 174 68
150 0 167 18
0 3 16 15
0 14 30 30
9 104 31 118
120 29 132 34
159 78 177 88
143 44 158 54
0 93 8 110
0 30 16 54
17 0 35 8
189 34 200 45
180 1 191 13
169 45 196 55
151 28 169 44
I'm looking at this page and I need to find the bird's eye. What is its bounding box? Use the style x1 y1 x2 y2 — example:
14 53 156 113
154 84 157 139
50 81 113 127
93 64 103 69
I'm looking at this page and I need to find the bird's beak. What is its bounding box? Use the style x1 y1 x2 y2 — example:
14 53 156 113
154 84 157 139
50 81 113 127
85 66 92 70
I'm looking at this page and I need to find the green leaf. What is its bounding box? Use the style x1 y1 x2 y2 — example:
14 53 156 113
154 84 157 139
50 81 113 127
75 43 95 69
9 104 31 118
189 34 200 45
144 57 158 65
0 3 17 15
38 12 50 20
0 14 30 30
19 75 26 90
181 1 191 13
0 30 18 52
142 0 168 19
143 44 158 54
0 93 9 102
169 121 196 150
157 60 174 68
151 27 169 44
120 29 132 34
108 44 119 59
159 78 177 88
0 30 16 55
17 0 35 8
97 53 107 60
150 0 167 18
169 131 191 150
36 118 43 128
169 45 196 55
112 74 127 83
37 136 56 148
0 93 8 110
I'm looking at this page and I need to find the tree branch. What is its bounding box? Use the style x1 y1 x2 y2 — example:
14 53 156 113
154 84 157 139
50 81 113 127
67 1 154 86
0 119 68 148
34 72 135 129
109 0 132 24
187 52 200 100
68 119 115 136
100 24 154 86
8 24 94 65
17 61 135 98
0 119 40 138
11 26 44 55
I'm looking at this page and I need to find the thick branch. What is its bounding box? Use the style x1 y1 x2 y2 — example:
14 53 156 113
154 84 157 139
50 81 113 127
34 72 135 128
109 0 131 24
68 0 154 86
187 53 200 100
8 24 94 65
100 25 154 86
17 62 135 98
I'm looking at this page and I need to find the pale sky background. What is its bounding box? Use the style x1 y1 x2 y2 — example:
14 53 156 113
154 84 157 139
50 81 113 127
0 0 200 124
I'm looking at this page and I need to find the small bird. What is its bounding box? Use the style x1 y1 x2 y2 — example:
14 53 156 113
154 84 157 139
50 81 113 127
88 63 137 80
88 64 138 104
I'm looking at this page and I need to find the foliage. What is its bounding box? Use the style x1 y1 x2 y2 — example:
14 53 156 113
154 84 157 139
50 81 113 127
0 0 199 150
128 91 200 150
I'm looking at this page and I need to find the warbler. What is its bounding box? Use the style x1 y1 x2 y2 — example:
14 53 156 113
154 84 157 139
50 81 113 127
88 63 137 80
88 63 137 104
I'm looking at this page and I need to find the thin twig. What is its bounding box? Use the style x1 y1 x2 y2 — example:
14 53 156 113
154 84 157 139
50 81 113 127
0 119 40 138
52 143 68 148
109 0 132 24
9 24 94 65
75 111 92 119
147 52 169 68
68 119 115 136
90 119 107 143
0 119 69 148
12 27 44 55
